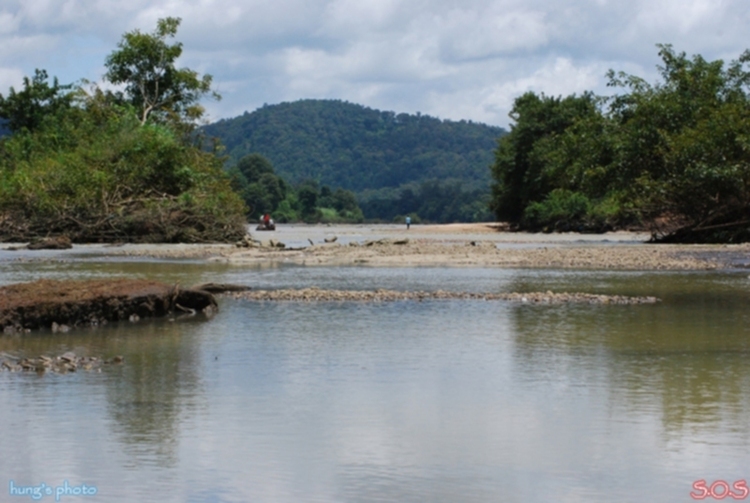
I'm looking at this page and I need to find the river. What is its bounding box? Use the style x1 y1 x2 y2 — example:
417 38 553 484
1 254 749 502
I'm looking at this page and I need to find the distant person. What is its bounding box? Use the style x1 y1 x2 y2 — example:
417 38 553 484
405 216 411 230
263 213 271 227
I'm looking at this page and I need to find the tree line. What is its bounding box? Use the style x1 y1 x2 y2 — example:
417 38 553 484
227 153 364 223
491 45 750 242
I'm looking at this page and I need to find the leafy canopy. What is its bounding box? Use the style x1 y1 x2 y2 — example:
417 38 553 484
104 17 217 126
490 44 750 241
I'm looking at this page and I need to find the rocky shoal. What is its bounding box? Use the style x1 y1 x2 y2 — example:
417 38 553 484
0 352 123 374
232 287 660 304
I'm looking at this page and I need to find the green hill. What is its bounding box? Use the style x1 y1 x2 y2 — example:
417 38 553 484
203 100 505 222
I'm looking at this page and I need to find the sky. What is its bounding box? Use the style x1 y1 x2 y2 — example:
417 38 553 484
0 0 748 128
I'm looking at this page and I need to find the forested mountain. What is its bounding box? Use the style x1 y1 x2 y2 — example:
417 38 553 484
203 100 505 222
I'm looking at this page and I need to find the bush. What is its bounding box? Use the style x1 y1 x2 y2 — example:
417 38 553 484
0 104 248 242
523 189 616 232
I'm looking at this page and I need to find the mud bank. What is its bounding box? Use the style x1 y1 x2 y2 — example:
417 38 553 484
0 279 217 332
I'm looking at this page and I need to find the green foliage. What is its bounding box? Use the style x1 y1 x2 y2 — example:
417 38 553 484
203 99 505 222
230 153 290 219
490 91 602 222
104 17 217 126
236 153 275 183
273 195 299 223
296 181 320 222
227 154 365 223
360 179 493 223
0 69 74 133
0 101 247 242
605 45 750 232
523 189 611 231
0 21 246 243
490 45 750 242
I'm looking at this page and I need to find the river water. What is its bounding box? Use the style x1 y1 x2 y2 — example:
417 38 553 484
1 254 749 502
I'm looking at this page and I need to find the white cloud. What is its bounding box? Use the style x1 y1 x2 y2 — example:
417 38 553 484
1 0 749 126
433 7 550 61
0 66 25 93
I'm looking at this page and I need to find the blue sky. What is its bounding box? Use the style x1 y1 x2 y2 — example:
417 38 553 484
0 0 747 127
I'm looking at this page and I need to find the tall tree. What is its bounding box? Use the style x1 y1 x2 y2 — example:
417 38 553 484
104 17 217 126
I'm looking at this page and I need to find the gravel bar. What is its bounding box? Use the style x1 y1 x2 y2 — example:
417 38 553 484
232 287 660 304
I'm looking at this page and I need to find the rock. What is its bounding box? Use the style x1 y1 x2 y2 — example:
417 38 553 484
27 236 73 250
174 288 218 312
235 234 260 248
324 236 338 243
393 238 409 245
60 352 77 363
0 351 114 375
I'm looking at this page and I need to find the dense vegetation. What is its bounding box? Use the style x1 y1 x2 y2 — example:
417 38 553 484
0 18 247 243
491 45 750 242
204 100 504 222
227 153 364 223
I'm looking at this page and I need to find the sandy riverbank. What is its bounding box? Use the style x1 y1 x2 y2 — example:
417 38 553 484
2 223 748 270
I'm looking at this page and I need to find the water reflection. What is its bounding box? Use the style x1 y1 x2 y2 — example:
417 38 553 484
101 319 205 468
0 316 208 473
506 276 750 444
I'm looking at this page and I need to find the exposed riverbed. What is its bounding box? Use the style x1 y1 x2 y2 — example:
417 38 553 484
2 223 748 270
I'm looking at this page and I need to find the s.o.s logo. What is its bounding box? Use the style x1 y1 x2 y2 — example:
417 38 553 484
691 480 748 500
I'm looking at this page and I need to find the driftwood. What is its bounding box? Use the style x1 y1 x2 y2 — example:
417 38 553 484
191 283 252 294
27 236 73 250
0 195 247 244
0 279 217 333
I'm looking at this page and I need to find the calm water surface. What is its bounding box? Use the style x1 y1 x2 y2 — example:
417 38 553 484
1 258 750 502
